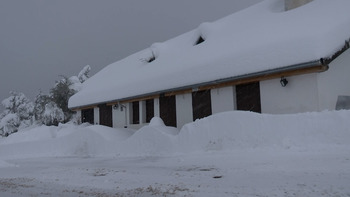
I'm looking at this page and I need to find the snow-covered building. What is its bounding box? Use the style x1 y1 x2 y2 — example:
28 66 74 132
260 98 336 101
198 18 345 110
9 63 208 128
68 0 350 129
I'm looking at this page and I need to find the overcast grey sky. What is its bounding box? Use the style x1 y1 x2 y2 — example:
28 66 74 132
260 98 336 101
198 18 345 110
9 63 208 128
0 0 262 105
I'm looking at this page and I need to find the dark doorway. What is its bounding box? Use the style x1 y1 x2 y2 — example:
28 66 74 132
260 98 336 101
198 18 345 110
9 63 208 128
81 108 94 124
236 82 261 113
192 90 212 120
146 99 154 123
98 104 113 127
160 95 177 127
132 101 139 124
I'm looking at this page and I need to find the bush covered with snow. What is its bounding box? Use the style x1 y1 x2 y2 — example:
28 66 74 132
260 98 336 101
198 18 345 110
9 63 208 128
0 113 20 136
0 92 33 136
0 66 92 136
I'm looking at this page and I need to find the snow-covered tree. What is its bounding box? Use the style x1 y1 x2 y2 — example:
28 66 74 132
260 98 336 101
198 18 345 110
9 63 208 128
42 102 64 126
1 91 33 121
78 65 91 83
33 92 51 122
0 113 20 136
0 92 34 136
50 76 76 122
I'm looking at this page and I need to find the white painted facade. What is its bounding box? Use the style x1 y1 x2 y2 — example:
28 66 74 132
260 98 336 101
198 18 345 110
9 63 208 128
176 93 193 129
93 107 100 125
154 98 160 117
260 73 320 114
211 86 236 114
318 50 350 111
261 49 350 114
76 110 82 124
112 105 126 128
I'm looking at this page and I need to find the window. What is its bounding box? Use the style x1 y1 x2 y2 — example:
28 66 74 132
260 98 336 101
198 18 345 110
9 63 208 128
81 108 94 124
192 90 212 120
132 101 139 124
160 95 177 127
98 104 113 127
236 82 261 113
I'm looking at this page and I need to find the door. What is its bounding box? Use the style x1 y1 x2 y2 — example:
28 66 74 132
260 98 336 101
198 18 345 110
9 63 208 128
192 90 212 120
81 108 94 124
236 82 261 113
146 99 154 123
98 104 113 127
160 95 177 127
132 101 139 124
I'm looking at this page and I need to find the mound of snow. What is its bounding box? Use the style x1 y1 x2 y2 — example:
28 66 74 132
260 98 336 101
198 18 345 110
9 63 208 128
177 110 350 153
0 124 135 159
0 110 349 159
119 122 179 156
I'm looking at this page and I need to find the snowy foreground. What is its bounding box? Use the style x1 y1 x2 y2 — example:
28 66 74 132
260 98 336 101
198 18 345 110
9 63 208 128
0 111 350 197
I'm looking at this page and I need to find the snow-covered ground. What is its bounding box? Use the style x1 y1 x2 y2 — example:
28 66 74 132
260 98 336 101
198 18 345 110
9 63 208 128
0 110 350 196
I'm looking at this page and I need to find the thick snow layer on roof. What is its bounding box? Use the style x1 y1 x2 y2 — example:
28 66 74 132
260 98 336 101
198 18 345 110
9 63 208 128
69 0 350 108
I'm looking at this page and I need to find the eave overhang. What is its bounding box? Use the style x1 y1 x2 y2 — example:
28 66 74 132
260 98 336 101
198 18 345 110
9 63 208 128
70 59 329 111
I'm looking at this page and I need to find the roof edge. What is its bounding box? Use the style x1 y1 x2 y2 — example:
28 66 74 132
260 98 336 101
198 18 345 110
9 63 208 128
70 59 328 111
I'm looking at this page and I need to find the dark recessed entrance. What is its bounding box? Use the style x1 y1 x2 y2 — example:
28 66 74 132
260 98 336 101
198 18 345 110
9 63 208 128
81 108 94 124
132 101 139 124
236 82 261 113
160 95 177 127
192 90 212 121
146 99 154 123
98 104 113 127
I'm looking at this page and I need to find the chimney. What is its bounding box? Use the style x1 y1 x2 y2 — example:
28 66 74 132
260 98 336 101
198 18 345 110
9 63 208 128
285 0 313 11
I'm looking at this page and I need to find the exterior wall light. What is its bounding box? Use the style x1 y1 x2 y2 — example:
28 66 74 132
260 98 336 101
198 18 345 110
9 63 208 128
280 77 288 87
113 103 125 111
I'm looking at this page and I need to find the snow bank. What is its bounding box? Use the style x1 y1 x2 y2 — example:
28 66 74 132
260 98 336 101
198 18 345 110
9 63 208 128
118 123 179 156
177 110 350 153
0 123 135 159
0 111 349 159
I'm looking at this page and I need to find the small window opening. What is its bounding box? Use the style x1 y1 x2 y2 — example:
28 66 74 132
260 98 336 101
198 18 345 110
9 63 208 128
132 101 139 124
195 36 205 45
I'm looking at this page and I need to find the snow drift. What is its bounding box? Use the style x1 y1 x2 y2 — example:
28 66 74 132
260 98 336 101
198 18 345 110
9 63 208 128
0 110 349 160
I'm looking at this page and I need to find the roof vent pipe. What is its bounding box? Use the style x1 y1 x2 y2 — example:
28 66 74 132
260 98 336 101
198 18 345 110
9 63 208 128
285 0 313 11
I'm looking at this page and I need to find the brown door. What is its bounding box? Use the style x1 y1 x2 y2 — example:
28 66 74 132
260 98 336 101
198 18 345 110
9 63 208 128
236 82 261 113
146 99 154 123
98 104 113 127
132 101 139 124
160 95 177 127
192 90 212 120
81 108 94 124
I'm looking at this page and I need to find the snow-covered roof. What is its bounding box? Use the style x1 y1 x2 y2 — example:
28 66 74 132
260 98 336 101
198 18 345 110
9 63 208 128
69 0 350 109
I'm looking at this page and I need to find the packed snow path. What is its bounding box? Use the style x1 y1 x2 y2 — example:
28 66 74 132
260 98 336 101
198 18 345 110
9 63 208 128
1 148 350 197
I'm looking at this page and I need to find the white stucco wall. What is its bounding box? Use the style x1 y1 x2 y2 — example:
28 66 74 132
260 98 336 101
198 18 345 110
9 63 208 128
317 50 350 110
260 73 319 114
139 100 146 124
154 98 160 117
176 93 193 129
211 86 236 114
112 106 126 128
76 110 82 124
94 107 100 125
